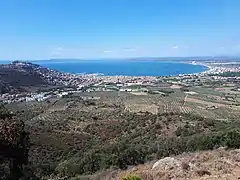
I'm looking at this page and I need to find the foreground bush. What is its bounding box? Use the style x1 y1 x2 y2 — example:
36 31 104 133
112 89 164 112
225 130 240 148
122 175 141 180
55 129 240 177
18 104 240 178
0 105 30 179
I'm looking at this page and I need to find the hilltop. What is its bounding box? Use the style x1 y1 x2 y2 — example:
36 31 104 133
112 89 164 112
101 148 240 180
0 61 66 94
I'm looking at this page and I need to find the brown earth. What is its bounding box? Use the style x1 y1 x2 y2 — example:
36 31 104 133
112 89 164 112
99 148 240 180
185 97 227 108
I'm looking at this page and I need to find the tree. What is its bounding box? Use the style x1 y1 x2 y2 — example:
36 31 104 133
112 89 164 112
0 105 30 179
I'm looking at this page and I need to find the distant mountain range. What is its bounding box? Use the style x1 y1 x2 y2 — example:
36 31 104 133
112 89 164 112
1 56 240 64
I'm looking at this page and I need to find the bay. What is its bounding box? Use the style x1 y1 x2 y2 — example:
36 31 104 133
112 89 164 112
35 60 208 76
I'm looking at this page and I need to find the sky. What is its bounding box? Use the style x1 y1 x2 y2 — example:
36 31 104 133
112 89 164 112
0 0 240 60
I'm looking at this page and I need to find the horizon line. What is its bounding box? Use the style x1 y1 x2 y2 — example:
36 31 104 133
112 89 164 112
0 55 240 61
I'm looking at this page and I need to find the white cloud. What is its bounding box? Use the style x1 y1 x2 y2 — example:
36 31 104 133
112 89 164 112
55 47 64 51
172 45 179 49
103 50 113 53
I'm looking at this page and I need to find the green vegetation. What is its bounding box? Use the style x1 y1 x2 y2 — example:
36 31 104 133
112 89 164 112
1 61 240 179
2 87 240 179
210 72 240 77
158 88 174 94
52 115 240 177
0 105 31 179
0 64 49 93
7 97 240 179
122 175 141 180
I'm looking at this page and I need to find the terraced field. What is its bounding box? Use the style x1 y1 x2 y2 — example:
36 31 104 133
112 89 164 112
114 90 240 120
4 89 240 179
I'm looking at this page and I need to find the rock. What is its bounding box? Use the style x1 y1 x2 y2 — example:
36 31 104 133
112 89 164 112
196 169 211 177
217 147 226 151
152 157 180 170
132 167 138 172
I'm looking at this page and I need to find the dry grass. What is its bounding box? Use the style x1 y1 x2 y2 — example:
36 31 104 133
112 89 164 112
185 97 227 108
100 148 240 180
125 104 158 114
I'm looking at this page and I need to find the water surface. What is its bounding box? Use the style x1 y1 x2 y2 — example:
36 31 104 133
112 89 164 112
35 60 208 76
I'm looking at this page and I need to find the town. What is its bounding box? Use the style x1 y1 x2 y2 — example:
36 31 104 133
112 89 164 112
1 60 240 104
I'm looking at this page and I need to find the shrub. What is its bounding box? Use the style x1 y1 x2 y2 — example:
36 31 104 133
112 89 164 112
116 147 145 169
224 130 240 148
175 124 202 137
0 105 30 179
122 175 141 180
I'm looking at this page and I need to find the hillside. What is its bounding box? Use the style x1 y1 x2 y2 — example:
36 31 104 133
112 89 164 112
1 63 240 179
0 61 62 93
102 148 240 180
4 94 240 179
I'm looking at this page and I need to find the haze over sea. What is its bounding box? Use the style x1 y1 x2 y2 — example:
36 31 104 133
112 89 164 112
30 60 208 76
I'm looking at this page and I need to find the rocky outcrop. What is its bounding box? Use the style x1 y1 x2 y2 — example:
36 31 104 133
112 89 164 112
152 157 180 170
107 148 240 180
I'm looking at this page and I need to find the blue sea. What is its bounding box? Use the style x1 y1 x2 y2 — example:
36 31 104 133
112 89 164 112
1 60 208 76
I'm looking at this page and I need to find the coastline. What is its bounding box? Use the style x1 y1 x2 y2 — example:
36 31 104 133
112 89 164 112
182 61 212 75
0 60 211 77
36 60 208 77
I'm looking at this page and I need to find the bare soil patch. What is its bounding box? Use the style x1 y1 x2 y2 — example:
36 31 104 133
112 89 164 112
185 97 227 108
